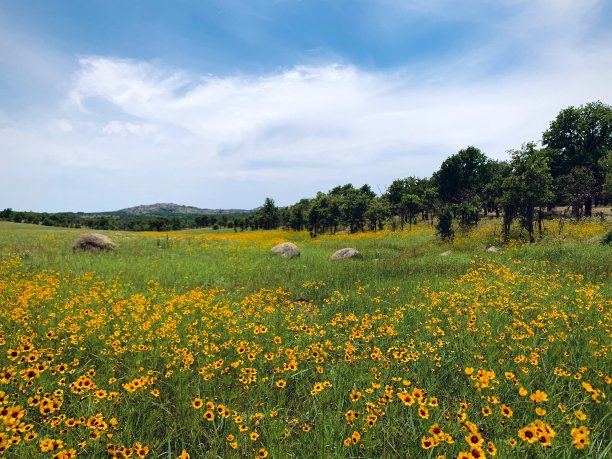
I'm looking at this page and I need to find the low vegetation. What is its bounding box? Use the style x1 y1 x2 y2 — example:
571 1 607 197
0 218 609 458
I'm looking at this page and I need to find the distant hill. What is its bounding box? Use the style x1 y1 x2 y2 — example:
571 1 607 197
94 203 253 216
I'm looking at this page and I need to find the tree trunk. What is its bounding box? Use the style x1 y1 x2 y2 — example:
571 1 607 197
584 197 592 217
527 208 535 243
572 203 581 220
502 205 513 243
537 207 543 239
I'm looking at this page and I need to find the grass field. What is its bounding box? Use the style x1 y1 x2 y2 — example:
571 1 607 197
0 219 610 458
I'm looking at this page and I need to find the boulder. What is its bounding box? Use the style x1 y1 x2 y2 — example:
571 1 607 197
270 242 300 258
72 233 115 251
440 250 452 256
331 248 363 260
486 246 500 253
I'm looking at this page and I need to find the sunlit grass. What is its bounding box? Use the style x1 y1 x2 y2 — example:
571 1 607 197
0 220 609 458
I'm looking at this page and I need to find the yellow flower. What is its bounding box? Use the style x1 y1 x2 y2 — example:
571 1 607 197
518 426 538 444
192 398 203 409
530 390 548 403
537 432 552 447
465 432 484 448
421 436 437 450
574 410 587 420
500 404 513 418
571 426 590 449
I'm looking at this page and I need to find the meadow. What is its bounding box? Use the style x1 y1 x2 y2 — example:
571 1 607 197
0 219 610 458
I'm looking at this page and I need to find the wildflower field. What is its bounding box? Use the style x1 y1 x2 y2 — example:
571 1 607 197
0 220 610 458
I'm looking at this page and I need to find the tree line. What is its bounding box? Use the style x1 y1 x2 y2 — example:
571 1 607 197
2 101 610 241
259 101 611 243
0 210 258 233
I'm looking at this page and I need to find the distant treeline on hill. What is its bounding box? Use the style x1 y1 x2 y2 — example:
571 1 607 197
2 101 611 242
0 209 257 232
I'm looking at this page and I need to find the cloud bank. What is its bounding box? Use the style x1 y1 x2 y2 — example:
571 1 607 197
1 0 611 212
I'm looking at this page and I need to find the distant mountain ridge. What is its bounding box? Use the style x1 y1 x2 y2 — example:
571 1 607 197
106 203 253 216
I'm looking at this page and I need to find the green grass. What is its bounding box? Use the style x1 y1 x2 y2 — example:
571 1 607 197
0 220 610 458
3 220 608 301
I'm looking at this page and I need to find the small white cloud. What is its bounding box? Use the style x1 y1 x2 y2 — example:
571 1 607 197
70 57 189 113
48 119 74 133
102 121 154 137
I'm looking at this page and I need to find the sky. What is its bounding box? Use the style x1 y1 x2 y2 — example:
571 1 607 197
1 0 611 213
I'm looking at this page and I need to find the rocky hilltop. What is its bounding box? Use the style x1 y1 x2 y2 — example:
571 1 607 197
115 203 251 216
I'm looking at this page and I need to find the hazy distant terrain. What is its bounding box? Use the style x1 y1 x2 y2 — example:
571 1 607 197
107 202 253 216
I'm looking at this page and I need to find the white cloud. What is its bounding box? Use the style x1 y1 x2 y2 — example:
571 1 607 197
1 0 611 212
2 48 611 212
66 53 612 165
102 121 155 137
48 119 74 134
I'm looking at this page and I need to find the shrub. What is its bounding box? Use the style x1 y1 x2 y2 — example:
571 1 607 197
436 206 454 241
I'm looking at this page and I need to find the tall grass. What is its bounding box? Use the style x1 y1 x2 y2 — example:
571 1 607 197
0 220 609 458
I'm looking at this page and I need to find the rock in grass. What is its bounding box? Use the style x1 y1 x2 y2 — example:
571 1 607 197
440 250 452 256
271 242 300 258
486 246 500 253
73 233 115 251
331 248 362 260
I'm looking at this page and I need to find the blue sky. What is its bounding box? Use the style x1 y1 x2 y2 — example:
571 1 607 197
1 0 611 212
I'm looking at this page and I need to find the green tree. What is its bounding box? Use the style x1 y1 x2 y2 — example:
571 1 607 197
558 166 597 219
366 197 389 232
0 208 14 220
287 199 310 231
400 194 421 231
385 177 428 229
542 101 612 215
421 183 438 225
456 196 481 228
436 205 454 241
481 160 511 217
339 187 370 233
307 192 334 235
258 197 280 230
599 151 612 199
433 146 490 205
501 143 554 243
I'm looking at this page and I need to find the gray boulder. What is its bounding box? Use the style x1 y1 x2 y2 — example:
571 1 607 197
331 248 363 260
271 242 300 258
486 246 500 253
73 233 115 251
